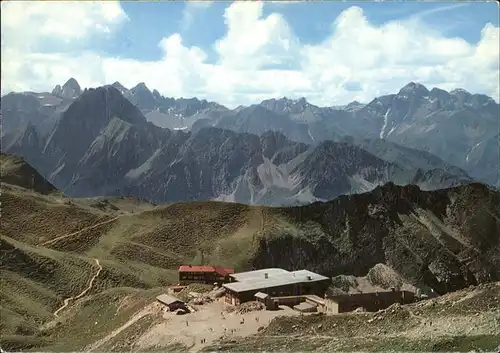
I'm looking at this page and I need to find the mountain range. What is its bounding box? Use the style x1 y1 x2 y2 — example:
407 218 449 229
1 78 497 205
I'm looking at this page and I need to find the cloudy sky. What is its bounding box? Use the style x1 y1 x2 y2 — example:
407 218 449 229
1 0 499 108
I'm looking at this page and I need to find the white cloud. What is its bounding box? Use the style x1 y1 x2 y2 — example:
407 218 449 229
215 1 300 70
0 0 127 92
298 6 494 104
181 1 213 31
1 1 499 107
1 1 127 50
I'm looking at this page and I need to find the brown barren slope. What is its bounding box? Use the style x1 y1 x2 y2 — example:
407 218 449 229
1 154 499 351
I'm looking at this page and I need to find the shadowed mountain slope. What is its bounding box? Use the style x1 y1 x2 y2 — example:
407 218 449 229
1 159 499 350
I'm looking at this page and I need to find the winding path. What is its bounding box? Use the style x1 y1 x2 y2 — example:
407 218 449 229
53 258 103 317
85 303 160 352
260 208 264 233
39 216 119 247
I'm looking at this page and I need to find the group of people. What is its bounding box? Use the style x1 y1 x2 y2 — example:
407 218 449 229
190 310 266 346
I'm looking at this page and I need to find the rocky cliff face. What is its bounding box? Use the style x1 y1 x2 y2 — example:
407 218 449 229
192 83 499 187
4 80 497 189
253 182 500 294
4 80 497 188
1 78 82 139
4 80 492 205
361 84 499 187
2 122 42 172
41 86 148 190
2 83 474 205
103 81 228 130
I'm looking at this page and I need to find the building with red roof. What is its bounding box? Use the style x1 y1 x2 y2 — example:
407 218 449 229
178 265 235 285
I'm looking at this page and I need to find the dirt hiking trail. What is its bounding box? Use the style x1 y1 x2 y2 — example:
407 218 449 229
39 216 119 247
85 302 162 352
53 258 103 317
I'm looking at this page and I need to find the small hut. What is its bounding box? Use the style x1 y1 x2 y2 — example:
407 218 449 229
156 294 187 311
254 292 276 310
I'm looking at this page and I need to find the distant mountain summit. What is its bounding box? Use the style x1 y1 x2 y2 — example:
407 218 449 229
260 97 311 114
2 79 497 204
40 86 149 188
2 93 474 205
397 81 430 97
110 81 129 95
129 82 156 110
52 78 82 100
344 101 366 111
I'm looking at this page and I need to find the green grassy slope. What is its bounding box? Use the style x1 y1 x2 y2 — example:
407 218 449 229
1 155 499 350
0 183 265 349
0 153 57 195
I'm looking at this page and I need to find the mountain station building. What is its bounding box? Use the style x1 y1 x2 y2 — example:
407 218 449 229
222 268 330 306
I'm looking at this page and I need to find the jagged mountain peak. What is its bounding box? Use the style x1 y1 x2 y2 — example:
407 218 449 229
344 101 366 111
281 96 307 104
450 88 471 96
262 96 309 105
111 81 128 91
128 82 156 110
81 85 119 97
152 89 162 99
3 79 499 199
51 85 62 96
346 100 364 107
131 82 151 93
258 96 314 116
177 97 202 104
63 77 80 89
398 82 429 97
366 94 395 108
63 85 147 126
429 87 451 99
52 77 82 99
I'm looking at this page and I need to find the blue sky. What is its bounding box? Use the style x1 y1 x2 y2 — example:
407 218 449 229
109 1 498 62
1 1 499 107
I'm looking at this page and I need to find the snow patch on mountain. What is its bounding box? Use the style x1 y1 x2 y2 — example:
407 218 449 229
466 141 483 162
307 128 315 142
380 108 392 139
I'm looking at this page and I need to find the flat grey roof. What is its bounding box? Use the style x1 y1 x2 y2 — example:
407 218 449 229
156 294 184 305
230 268 290 282
223 268 330 293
